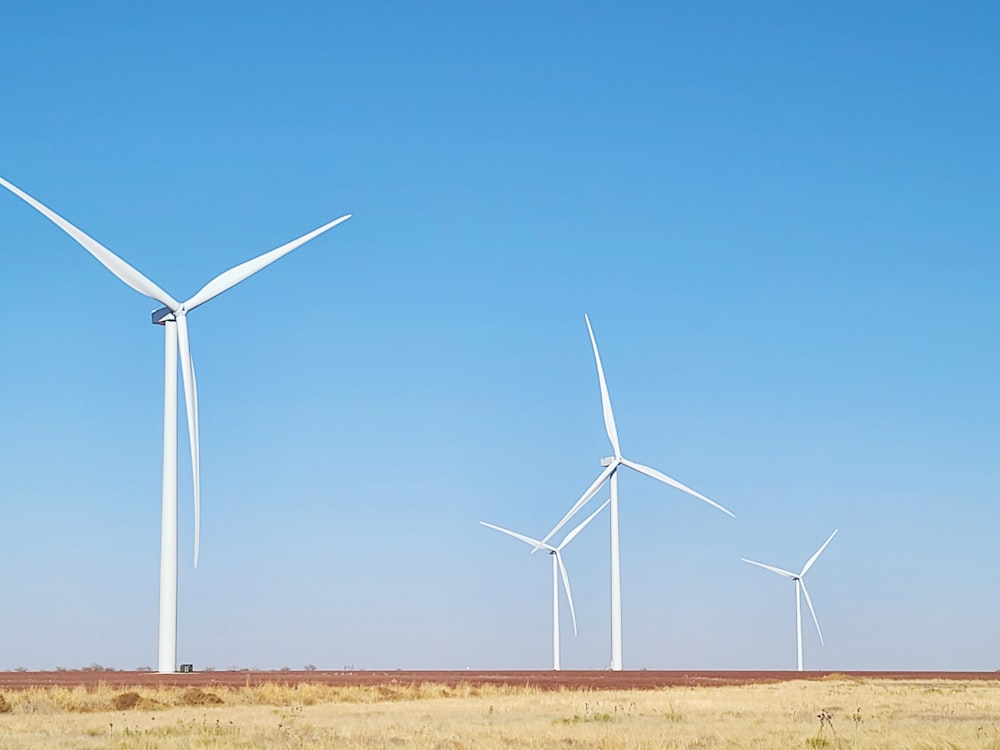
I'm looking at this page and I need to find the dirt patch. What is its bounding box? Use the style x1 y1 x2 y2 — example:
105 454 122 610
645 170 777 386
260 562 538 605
109 692 162 711
111 692 142 710
181 688 223 706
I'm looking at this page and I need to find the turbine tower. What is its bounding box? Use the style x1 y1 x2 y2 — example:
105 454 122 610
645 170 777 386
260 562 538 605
1 177 350 673
540 314 734 671
481 499 609 670
741 529 838 671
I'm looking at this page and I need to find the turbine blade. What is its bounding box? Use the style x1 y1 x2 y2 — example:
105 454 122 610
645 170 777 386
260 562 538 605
620 457 735 518
555 552 578 636
0 177 180 309
538 462 617 548
740 558 797 578
479 521 553 552
584 314 621 457
800 579 824 644
800 529 838 576
175 313 201 567
183 214 352 311
558 498 611 549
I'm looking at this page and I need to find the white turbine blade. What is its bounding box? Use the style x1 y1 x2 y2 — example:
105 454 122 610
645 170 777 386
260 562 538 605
800 529 838 577
0 177 180 310
800 579 824 644
538 462 617 547
555 552 578 636
175 313 201 567
479 521 554 553
558 498 611 550
183 214 352 312
620 457 735 518
584 314 621 457
740 558 797 579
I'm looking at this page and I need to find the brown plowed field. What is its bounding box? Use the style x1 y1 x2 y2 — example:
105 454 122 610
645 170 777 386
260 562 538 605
0 670 996 691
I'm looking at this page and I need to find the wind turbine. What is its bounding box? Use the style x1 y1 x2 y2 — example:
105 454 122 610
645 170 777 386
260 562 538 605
0 177 350 673
741 529 838 671
539 314 734 671
481 499 610 670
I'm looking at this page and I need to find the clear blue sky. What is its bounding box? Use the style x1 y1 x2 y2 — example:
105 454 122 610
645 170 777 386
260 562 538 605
1 1 998 671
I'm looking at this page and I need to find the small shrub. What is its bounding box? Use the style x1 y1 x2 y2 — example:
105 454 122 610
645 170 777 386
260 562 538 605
809 708 836 748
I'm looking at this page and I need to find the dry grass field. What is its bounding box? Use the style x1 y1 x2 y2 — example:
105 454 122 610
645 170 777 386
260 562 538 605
1 676 998 749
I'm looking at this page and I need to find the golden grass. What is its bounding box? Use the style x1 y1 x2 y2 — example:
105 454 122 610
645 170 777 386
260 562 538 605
1 678 999 749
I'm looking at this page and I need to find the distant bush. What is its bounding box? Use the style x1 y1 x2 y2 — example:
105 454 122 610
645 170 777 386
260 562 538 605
82 664 116 672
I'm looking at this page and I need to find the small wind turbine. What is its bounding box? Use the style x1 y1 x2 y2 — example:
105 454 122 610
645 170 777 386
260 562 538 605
481 499 610 670
0 177 350 673
741 529 838 671
539 314 734 671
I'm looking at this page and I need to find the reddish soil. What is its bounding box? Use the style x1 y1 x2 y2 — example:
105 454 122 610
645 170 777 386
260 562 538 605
0 670 996 691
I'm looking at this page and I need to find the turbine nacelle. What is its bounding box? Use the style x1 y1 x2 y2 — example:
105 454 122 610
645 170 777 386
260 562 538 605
152 304 192 325
152 307 175 325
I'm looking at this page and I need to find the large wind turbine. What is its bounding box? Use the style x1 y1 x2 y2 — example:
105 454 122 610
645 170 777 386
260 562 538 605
540 314 734 671
481 499 609 670
741 529 838 671
0 177 350 673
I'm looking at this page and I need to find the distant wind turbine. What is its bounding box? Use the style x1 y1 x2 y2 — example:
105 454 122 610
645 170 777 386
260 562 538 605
481 499 610 670
0 176 350 673
742 529 838 671
539 314 734 671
